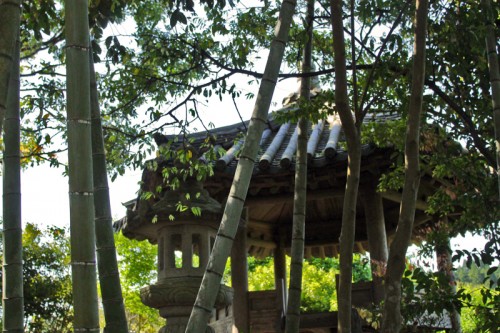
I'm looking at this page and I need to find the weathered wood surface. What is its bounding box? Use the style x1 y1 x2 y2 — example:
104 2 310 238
248 290 365 333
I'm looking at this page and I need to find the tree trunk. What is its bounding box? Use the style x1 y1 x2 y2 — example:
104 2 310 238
285 1 314 332
380 0 428 332
185 1 297 332
65 1 100 332
362 186 388 304
434 226 461 333
482 0 500 196
2 30 23 333
330 1 362 332
0 0 21 137
89 46 129 333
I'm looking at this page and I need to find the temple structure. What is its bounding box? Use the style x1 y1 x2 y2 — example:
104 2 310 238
117 97 454 332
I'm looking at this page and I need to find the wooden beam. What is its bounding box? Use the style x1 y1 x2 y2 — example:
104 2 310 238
380 190 428 211
244 188 346 206
247 238 277 249
231 217 249 333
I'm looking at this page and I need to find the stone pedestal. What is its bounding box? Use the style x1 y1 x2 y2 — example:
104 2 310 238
141 277 233 333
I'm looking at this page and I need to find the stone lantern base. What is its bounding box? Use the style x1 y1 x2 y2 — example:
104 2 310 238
141 277 234 333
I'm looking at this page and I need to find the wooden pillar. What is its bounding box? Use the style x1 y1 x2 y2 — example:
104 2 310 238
363 187 388 304
273 229 287 332
435 222 461 333
231 214 249 333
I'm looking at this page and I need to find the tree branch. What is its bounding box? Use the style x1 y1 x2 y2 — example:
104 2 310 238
360 0 412 116
202 48 373 78
20 30 65 60
426 79 497 168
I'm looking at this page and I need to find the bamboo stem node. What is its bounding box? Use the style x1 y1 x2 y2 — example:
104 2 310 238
74 328 99 332
216 233 235 241
68 119 92 125
239 154 256 163
229 194 245 203
193 304 213 314
98 271 120 278
2 262 23 266
101 297 125 304
66 44 90 51
72 261 97 266
69 191 94 196
206 269 224 278
0 51 13 60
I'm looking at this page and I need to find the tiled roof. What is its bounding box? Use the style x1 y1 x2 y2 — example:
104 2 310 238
153 107 400 174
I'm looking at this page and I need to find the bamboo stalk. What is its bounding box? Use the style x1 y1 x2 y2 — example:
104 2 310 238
285 117 308 333
0 0 21 137
285 1 314 331
2 30 23 333
186 1 298 331
65 0 100 331
482 0 500 196
89 45 129 333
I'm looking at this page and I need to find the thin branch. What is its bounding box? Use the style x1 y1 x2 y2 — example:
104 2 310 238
317 1 377 58
232 94 247 132
426 79 497 168
139 72 234 130
191 101 212 133
20 30 65 60
350 0 359 117
20 148 68 166
202 48 374 78
20 63 65 77
359 0 412 116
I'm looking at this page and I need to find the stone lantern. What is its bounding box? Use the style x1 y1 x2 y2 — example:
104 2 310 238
121 169 234 333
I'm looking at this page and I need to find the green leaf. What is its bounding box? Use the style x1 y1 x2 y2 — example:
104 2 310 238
141 191 154 200
486 266 498 276
191 206 201 216
170 9 187 27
